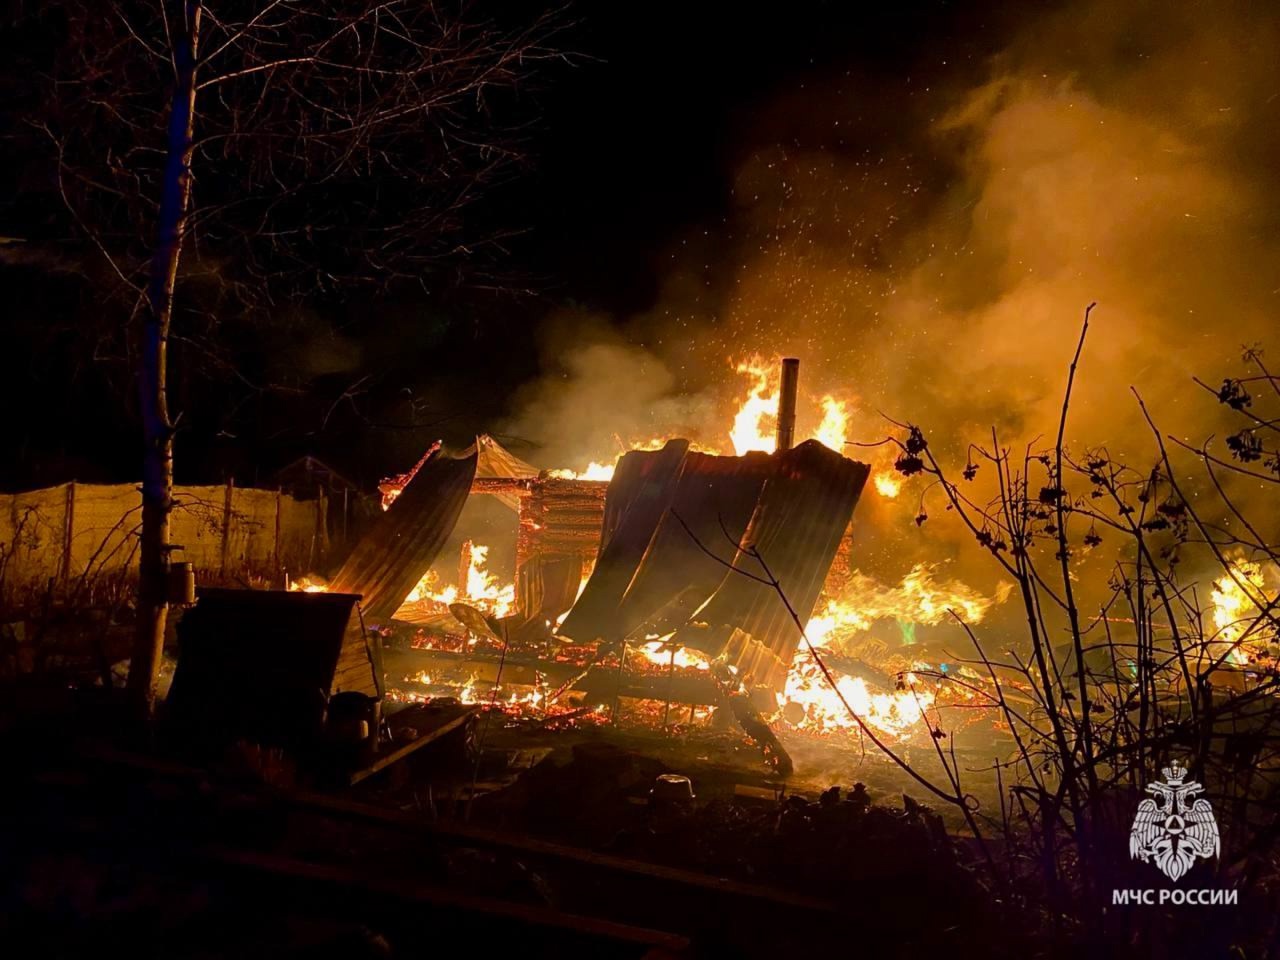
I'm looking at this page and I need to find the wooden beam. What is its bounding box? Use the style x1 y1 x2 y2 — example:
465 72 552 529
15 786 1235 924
347 704 478 785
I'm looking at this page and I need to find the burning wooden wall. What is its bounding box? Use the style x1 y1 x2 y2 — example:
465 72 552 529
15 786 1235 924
512 477 606 625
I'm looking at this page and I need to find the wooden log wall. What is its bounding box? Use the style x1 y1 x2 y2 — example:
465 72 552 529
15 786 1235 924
515 479 607 567
514 478 607 620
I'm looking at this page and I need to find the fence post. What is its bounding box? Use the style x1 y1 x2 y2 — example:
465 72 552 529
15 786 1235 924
310 484 329 570
220 478 234 576
274 488 282 576
60 481 76 581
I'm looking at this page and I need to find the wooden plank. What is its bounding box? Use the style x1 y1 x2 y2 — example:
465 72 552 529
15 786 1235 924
347 704 478 785
385 647 721 705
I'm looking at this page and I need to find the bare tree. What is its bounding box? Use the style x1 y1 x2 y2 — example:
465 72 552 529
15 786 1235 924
14 1 561 714
871 320 1280 948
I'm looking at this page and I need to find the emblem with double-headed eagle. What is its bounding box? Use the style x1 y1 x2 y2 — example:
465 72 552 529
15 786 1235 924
1129 761 1220 881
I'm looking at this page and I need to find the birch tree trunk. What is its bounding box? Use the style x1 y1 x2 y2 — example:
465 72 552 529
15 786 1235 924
127 1 203 716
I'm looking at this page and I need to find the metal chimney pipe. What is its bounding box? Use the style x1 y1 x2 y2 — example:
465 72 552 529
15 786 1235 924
776 357 800 451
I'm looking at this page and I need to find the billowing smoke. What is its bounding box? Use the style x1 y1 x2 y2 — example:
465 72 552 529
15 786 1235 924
500 309 724 470
711 0 1278 446
504 0 1280 614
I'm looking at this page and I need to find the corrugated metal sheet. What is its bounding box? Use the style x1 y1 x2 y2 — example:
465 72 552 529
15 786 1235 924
328 446 478 621
612 449 773 639
563 449 775 642
555 439 689 639
557 439 869 691
674 440 869 688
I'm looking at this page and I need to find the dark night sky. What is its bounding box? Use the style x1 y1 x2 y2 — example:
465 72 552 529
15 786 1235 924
411 0 1031 457
0 0 1037 490
511 0 1023 315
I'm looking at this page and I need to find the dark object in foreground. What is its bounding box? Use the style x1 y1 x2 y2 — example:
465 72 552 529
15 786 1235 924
167 588 365 754
167 587 474 786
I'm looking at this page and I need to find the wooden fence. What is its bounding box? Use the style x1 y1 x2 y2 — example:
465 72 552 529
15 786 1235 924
0 482 329 600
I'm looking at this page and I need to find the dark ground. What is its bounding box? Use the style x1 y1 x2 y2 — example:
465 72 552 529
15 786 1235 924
2 686 1013 959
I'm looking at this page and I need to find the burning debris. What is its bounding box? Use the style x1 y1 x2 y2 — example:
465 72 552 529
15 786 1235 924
277 357 1019 764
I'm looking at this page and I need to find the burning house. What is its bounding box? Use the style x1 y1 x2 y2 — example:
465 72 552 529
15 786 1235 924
245 360 881 770
165 355 1017 783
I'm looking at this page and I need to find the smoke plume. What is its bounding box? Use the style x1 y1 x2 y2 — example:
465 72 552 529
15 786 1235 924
506 0 1280 601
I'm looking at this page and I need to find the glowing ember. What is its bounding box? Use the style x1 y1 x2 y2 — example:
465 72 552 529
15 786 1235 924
288 576 328 593
403 668 545 711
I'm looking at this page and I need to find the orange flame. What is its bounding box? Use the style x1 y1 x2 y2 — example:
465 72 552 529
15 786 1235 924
402 542 515 618
813 395 849 452
288 575 328 593
778 655 934 736
1210 557 1276 667
729 356 782 455
805 563 1010 648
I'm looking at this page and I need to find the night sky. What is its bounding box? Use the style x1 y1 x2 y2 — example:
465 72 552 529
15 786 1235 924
0 0 1038 490
515 0 1021 314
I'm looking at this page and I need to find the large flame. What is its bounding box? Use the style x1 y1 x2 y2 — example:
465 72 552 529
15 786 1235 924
725 356 899 499
813 395 849 452
729 356 782 455
403 542 515 618
778 653 934 736
1210 557 1276 667
805 563 1011 648
773 563 1005 737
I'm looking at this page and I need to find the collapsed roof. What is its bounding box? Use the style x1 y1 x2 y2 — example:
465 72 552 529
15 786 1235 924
558 439 869 689
331 435 869 690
